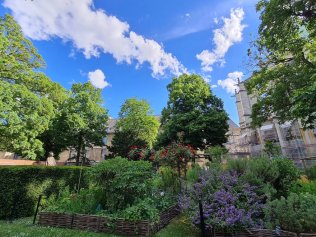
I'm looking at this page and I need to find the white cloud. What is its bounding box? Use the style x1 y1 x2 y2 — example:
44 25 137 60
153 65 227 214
3 0 186 77
196 8 246 72
88 69 110 89
218 71 244 94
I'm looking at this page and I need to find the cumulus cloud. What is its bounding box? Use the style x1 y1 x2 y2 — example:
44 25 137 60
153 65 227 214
196 8 246 72
218 71 244 94
3 0 186 77
88 69 110 89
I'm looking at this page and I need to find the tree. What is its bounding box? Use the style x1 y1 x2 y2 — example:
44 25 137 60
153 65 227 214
58 82 108 165
157 74 229 149
0 14 66 159
108 130 147 158
116 98 160 148
246 0 316 128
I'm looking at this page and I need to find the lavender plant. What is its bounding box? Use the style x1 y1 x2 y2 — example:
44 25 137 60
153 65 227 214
179 169 265 232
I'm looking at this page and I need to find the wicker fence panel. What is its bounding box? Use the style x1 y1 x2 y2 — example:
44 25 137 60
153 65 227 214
249 229 298 237
72 214 100 231
38 205 179 236
299 234 316 237
39 212 74 228
214 231 252 237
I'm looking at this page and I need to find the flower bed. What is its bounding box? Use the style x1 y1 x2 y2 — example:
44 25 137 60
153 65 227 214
38 205 180 236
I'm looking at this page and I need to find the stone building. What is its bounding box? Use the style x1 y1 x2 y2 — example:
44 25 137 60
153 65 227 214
233 79 316 164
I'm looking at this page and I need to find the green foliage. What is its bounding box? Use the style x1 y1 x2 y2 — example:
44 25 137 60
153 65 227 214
0 166 89 219
0 15 67 159
264 192 316 233
186 164 202 183
45 188 98 214
226 158 249 175
128 146 154 161
291 180 316 196
157 166 180 194
227 157 299 198
116 98 160 148
121 198 160 222
157 74 229 149
205 146 228 163
272 157 300 198
247 0 316 128
89 158 154 212
247 157 279 184
108 129 148 158
56 82 108 164
155 143 195 177
263 141 281 158
307 165 316 180
0 217 116 237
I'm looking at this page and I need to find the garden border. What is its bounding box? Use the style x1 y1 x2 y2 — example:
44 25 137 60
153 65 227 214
213 229 316 237
38 205 179 236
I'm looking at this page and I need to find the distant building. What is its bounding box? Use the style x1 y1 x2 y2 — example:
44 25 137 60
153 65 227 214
233 80 316 164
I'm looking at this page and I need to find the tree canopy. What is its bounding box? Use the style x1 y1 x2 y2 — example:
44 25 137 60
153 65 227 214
156 74 229 149
0 14 66 159
116 98 160 148
57 82 108 165
246 0 316 128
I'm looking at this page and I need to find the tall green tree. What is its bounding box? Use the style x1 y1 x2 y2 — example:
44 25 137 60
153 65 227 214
108 130 148 158
116 98 160 148
0 14 66 159
246 0 316 128
58 82 108 165
157 74 229 149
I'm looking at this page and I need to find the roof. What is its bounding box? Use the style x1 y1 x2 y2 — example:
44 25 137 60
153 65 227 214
228 119 239 128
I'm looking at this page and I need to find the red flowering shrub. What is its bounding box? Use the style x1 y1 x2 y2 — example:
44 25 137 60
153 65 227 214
155 143 195 177
128 146 154 161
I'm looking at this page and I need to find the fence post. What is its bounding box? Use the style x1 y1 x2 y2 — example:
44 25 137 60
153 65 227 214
33 195 42 224
199 199 206 237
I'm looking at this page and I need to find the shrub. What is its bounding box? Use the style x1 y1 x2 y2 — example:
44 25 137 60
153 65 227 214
180 170 265 232
307 165 316 180
121 198 160 221
157 166 180 194
226 158 249 175
271 157 300 198
0 166 89 219
291 180 316 195
247 157 279 184
128 146 154 161
89 157 154 212
205 146 228 163
264 192 316 233
186 164 202 183
45 188 98 214
155 143 195 177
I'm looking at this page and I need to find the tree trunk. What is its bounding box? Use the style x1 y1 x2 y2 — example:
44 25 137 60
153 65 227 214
76 134 83 166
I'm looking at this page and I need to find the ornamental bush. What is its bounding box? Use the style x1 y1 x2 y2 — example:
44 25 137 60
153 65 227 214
0 166 89 219
155 143 195 177
89 157 154 212
180 168 265 232
307 165 316 180
128 146 154 161
264 192 316 233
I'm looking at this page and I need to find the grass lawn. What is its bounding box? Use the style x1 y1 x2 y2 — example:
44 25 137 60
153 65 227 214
0 215 199 237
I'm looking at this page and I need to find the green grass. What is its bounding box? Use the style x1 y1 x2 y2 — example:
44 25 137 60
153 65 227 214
0 215 199 237
155 215 199 237
0 218 118 237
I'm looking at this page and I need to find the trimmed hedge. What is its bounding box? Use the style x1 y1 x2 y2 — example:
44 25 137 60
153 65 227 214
0 166 89 219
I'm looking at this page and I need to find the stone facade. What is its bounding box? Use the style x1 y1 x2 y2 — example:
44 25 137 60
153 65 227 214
233 80 316 164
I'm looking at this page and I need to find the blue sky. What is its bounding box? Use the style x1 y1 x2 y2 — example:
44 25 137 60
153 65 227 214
0 0 260 124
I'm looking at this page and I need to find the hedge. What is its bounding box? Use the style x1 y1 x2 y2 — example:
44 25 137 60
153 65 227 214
0 166 89 219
